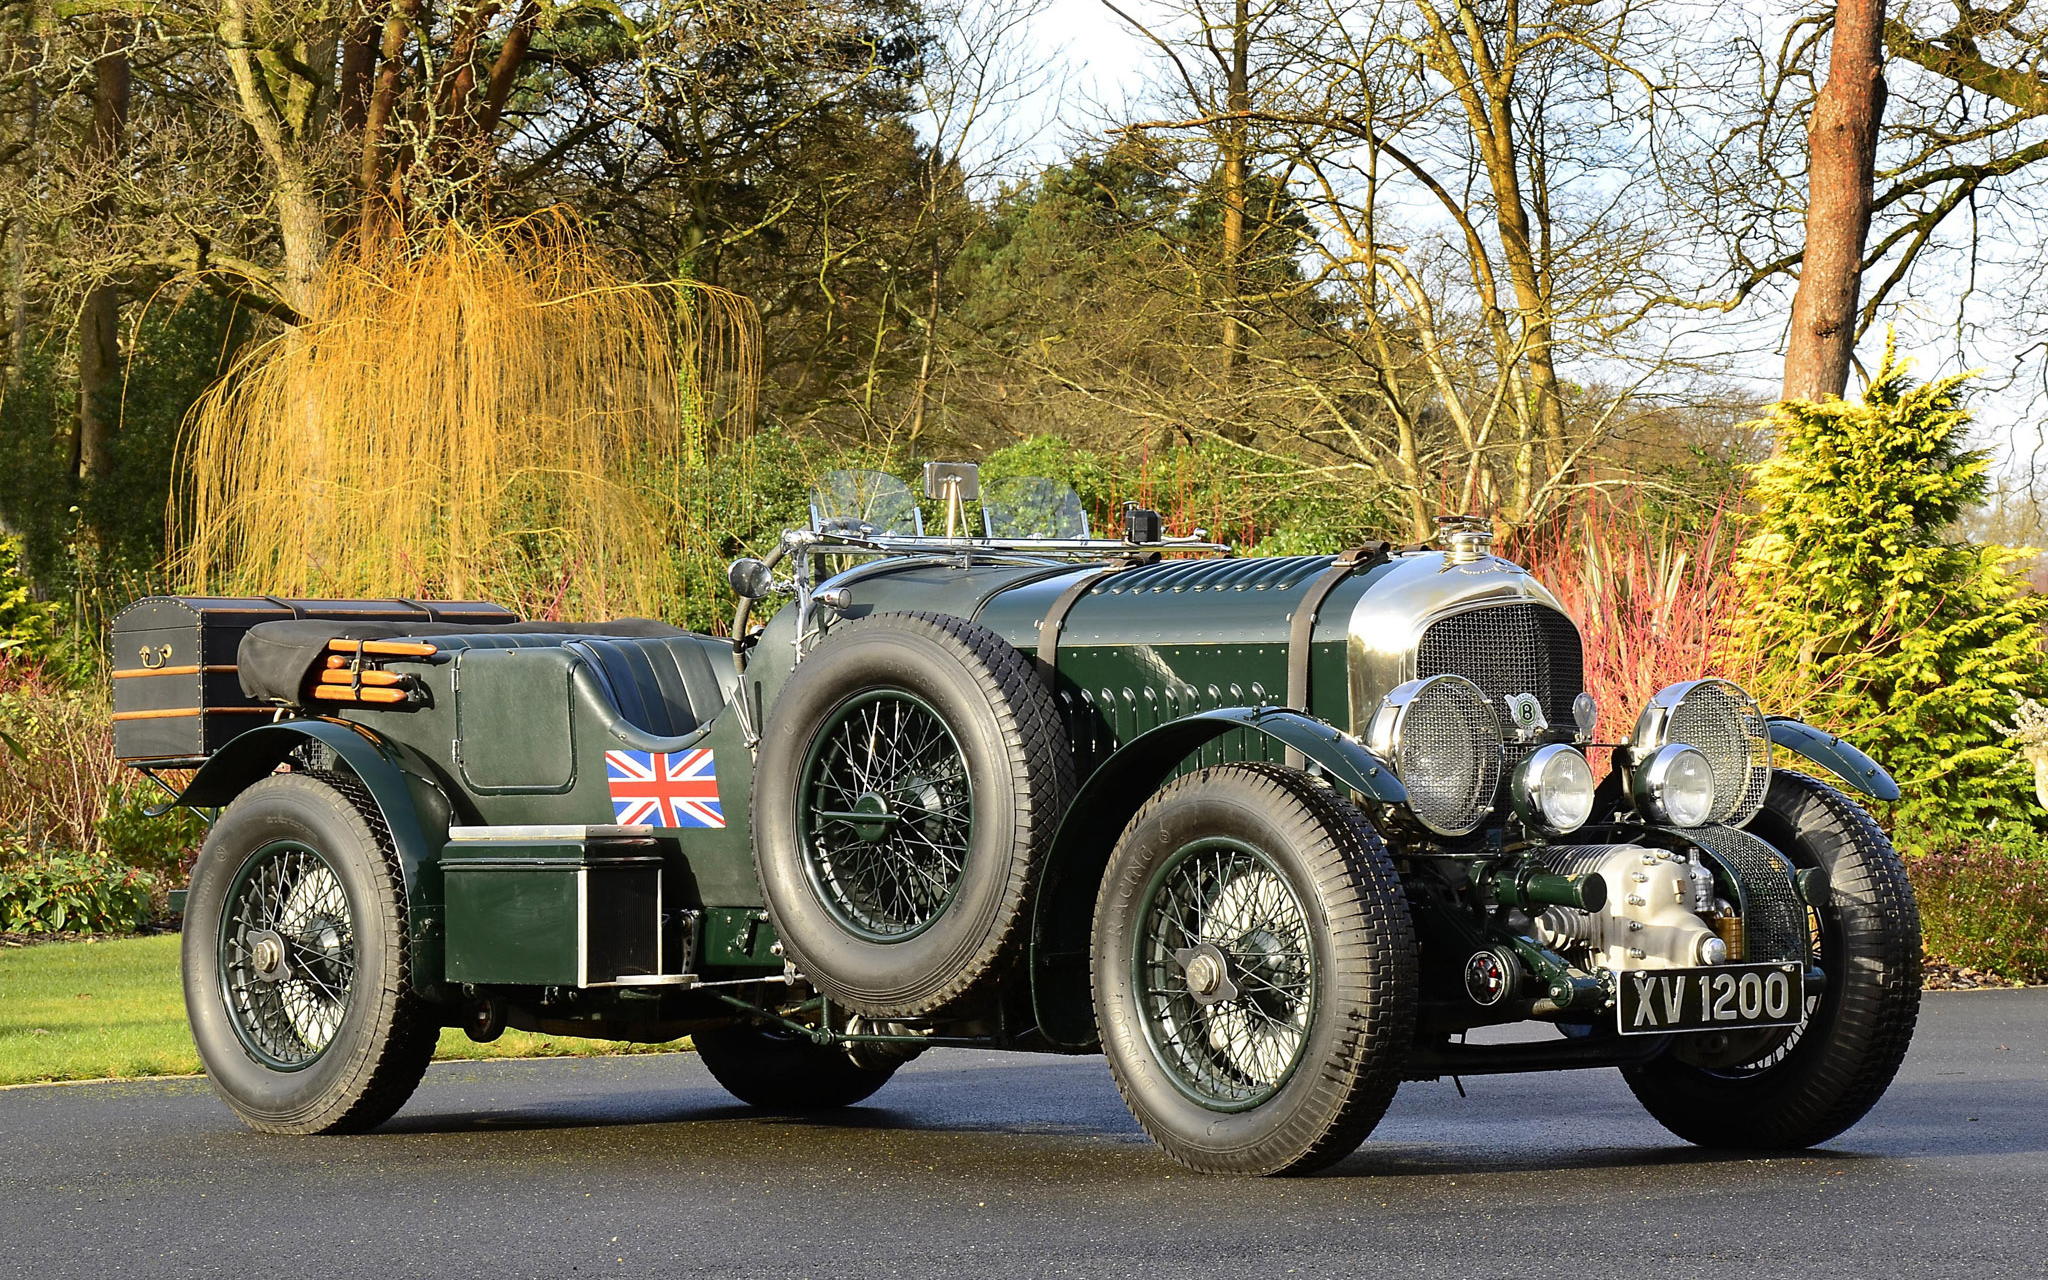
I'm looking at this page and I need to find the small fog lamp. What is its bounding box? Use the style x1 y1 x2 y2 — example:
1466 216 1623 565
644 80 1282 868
1632 743 1717 828
1510 744 1596 835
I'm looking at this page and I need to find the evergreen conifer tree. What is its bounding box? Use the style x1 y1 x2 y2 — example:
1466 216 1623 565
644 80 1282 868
1735 337 2046 836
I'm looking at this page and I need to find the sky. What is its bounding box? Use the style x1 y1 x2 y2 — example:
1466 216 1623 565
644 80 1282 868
1014 0 1148 162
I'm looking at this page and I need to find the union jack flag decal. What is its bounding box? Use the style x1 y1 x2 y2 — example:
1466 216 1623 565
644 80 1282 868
604 748 724 829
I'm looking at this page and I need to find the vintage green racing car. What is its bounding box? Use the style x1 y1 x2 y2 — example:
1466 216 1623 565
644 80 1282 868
113 464 1918 1175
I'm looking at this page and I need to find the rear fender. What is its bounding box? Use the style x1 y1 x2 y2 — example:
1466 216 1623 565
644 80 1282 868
1765 717 1899 802
1029 707 1404 1049
180 719 452 994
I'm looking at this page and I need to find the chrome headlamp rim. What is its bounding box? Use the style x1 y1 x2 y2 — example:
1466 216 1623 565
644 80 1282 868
1509 743 1596 835
1631 742 1717 828
1366 674 1504 838
1631 678 1772 826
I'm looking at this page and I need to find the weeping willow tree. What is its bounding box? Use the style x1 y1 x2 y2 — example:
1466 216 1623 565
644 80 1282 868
171 212 759 622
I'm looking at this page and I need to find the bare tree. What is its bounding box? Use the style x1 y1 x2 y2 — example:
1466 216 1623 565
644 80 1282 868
1103 0 1291 397
1669 2 2048 417
1092 0 1709 536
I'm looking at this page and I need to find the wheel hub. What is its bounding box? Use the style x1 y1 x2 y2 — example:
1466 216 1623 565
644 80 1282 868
846 793 896 843
220 841 355 1069
247 929 290 982
1174 942 1238 1007
798 688 973 941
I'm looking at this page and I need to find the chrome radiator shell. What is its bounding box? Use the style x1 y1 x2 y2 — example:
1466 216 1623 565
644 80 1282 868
1344 550 1582 738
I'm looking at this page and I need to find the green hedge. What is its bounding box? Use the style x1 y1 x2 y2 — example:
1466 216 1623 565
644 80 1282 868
1905 828 2048 984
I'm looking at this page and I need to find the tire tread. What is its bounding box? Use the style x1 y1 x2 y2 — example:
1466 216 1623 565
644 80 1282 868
755 610 1075 1017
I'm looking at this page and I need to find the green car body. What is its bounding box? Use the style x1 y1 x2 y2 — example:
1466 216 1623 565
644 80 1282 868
132 480 1917 1172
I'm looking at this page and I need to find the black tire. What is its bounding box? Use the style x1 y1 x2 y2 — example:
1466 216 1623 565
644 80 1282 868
753 611 1074 1018
1092 763 1417 1175
1623 770 1921 1148
693 1022 899 1110
183 771 438 1134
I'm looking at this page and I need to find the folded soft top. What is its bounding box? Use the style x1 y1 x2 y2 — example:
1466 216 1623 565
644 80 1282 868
237 617 690 704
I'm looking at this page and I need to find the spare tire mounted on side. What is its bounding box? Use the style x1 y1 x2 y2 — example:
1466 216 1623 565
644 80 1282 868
753 611 1075 1018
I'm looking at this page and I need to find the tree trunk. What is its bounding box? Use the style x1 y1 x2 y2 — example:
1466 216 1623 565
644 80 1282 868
1782 0 1887 403
76 285 120 477
1219 0 1249 377
907 225 943 448
220 0 332 317
2 219 23 398
274 167 330 318
76 21 130 480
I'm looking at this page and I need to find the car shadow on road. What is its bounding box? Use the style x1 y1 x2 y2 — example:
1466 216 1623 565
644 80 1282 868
371 1069 2048 1185
378 1096 1141 1141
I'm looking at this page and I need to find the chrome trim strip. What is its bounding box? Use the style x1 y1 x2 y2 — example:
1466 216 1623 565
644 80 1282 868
446 824 657 842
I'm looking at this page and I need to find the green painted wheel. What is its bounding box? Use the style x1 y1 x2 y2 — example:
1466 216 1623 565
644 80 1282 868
184 772 436 1134
797 689 974 942
1133 838 1316 1112
1622 770 1921 1148
218 840 357 1071
1092 763 1416 1175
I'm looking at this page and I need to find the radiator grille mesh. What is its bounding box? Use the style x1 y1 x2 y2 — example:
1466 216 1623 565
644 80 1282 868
1666 680 1772 826
1416 604 1585 732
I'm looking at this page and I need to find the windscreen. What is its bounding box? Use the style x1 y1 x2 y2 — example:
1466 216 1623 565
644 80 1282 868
981 476 1090 540
810 470 923 536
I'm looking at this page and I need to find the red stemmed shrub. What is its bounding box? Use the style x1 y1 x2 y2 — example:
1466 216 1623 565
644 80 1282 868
1512 493 1743 775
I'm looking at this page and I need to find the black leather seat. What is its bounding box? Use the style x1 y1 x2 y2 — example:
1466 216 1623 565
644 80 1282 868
563 636 735 738
399 629 735 740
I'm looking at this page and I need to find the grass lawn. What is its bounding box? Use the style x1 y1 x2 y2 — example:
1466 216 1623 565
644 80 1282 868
0 934 684 1087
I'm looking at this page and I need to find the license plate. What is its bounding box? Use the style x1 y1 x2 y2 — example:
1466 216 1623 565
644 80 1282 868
1616 963 1805 1035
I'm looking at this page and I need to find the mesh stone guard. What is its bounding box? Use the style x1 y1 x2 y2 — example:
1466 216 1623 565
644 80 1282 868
1688 824 1809 964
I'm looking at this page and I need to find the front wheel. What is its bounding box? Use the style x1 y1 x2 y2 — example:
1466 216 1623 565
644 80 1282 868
1092 764 1417 1175
1623 770 1922 1148
183 772 438 1134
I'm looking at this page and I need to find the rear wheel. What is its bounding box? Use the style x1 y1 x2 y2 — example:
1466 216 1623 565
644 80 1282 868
693 1022 900 1111
1623 770 1921 1147
1092 764 1417 1175
183 772 438 1134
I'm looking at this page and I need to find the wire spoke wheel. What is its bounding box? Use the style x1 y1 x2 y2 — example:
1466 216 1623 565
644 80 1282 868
799 689 974 941
754 611 1074 1019
1135 837 1316 1111
1093 764 1415 1174
218 840 356 1070
1685 897 1826 1076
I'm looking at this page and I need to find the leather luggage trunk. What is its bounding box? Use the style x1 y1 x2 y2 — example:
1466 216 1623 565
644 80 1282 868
111 597 517 764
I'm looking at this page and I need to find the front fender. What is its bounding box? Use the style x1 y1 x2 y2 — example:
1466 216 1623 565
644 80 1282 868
179 719 451 994
1766 717 1899 802
1029 707 1404 1050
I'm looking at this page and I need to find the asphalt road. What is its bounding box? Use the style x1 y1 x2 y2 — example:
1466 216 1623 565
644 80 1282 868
4 989 2044 1280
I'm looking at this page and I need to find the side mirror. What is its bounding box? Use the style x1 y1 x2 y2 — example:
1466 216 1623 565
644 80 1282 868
728 557 777 600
